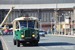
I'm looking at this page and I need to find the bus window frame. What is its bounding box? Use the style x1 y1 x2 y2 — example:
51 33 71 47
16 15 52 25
15 21 20 29
28 20 35 28
35 21 39 28
19 20 27 29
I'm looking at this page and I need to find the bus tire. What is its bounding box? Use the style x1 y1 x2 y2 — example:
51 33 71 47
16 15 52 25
35 41 38 46
16 40 20 47
13 40 16 45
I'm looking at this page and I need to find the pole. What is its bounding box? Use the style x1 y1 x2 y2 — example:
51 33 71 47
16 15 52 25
59 16 60 35
40 19 42 30
54 10 57 35
51 18 53 34
38 9 41 30
64 14 66 35
51 18 52 34
71 12 73 35
54 3 58 35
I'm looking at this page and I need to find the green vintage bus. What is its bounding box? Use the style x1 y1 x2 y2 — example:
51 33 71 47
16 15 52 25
12 16 40 47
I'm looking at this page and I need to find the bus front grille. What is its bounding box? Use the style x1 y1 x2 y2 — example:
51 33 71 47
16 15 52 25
25 30 31 38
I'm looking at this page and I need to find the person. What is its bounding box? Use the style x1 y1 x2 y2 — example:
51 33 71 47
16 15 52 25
4 29 8 35
0 30 4 36
21 26 25 29
63 29 64 35
0 31 1 35
66 30 68 35
16 25 19 29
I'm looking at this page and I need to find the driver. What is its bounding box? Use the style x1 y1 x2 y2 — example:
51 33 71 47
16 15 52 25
21 26 25 29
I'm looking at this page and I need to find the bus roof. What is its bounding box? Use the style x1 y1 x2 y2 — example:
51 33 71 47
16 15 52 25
13 17 39 21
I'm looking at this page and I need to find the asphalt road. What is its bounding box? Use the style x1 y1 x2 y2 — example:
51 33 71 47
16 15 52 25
1 35 75 50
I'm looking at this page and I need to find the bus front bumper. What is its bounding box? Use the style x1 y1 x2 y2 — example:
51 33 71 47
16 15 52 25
17 39 39 42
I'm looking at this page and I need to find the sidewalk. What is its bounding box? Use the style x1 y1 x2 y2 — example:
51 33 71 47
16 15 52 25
47 34 75 38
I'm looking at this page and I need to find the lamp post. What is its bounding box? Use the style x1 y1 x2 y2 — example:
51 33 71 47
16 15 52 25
71 12 73 35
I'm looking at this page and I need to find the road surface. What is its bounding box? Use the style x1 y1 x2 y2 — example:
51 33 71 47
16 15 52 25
1 35 75 50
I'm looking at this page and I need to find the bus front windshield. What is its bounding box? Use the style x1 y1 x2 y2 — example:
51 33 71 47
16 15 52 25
19 21 35 29
19 21 27 29
28 21 35 28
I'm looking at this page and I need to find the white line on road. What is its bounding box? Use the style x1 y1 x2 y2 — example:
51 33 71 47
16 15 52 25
1 36 8 50
40 46 48 50
7 41 12 42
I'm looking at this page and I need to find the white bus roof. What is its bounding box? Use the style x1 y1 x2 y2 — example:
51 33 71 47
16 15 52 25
13 17 39 21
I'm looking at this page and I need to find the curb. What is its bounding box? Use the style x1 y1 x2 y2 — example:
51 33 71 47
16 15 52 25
0 36 8 50
46 34 75 38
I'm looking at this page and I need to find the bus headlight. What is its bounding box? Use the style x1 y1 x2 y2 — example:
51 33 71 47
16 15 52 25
21 35 24 38
32 34 35 37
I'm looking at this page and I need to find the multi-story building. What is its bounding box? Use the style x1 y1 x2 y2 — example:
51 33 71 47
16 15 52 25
0 0 75 32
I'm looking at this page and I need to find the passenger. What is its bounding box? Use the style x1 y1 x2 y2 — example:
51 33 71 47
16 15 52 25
21 26 25 29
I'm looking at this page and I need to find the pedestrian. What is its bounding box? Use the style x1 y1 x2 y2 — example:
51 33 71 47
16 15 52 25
0 30 4 36
66 30 68 35
0 31 1 35
4 29 8 35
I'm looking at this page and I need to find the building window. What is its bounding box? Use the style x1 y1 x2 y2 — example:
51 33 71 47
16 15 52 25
43 12 47 22
46 12 50 22
41 13 44 22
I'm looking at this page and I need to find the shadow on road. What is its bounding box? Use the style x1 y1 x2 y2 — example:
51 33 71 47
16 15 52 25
0 40 3 50
21 42 75 47
39 42 75 46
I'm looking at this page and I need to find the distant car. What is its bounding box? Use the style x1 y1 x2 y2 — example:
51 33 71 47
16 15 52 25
39 30 45 37
44 31 47 34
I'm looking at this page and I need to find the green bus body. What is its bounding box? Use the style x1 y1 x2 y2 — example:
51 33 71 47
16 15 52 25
14 28 40 40
12 17 40 47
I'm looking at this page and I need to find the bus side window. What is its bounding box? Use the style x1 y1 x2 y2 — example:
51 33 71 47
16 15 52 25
37 22 38 28
16 22 19 29
35 21 38 28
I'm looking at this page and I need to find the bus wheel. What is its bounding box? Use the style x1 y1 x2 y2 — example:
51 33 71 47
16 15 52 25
16 40 20 47
13 40 16 45
35 41 38 46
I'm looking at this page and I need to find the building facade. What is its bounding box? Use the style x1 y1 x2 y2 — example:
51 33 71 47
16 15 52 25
0 0 75 31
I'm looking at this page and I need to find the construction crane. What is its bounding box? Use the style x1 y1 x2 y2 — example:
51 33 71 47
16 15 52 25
0 7 15 29
1 21 8 30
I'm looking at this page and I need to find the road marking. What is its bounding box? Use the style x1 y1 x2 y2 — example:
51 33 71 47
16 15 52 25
1 36 8 50
40 46 48 50
7 41 12 42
